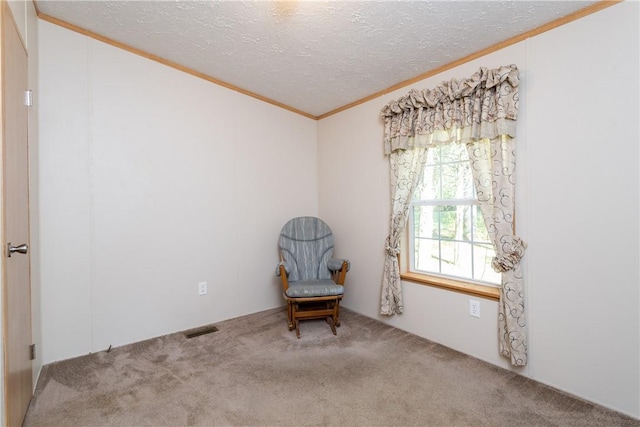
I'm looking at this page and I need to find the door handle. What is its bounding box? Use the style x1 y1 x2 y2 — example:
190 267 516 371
7 243 28 257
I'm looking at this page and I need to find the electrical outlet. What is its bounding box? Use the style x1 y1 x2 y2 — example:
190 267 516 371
469 299 480 318
198 282 207 296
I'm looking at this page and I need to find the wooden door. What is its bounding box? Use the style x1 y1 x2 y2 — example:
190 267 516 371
1 4 33 427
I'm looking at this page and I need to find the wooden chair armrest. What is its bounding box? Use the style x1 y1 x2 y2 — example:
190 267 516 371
278 264 289 291
332 261 349 285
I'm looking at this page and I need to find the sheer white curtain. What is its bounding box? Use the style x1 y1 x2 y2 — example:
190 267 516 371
379 65 527 366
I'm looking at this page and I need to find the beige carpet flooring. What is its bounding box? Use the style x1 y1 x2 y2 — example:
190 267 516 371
24 308 640 426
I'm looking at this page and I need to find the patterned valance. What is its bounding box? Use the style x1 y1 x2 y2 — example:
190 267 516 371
380 65 520 154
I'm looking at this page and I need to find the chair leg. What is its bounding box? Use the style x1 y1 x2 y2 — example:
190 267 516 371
334 299 341 327
287 301 294 330
295 319 301 339
328 316 337 335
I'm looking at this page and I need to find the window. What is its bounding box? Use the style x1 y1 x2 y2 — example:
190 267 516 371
407 143 500 286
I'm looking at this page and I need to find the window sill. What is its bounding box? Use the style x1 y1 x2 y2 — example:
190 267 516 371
400 272 500 300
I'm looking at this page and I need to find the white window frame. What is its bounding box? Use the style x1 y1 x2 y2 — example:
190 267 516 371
401 145 501 299
407 200 499 287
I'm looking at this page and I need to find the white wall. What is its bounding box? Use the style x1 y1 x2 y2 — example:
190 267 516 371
525 4 639 415
38 21 318 363
318 2 639 418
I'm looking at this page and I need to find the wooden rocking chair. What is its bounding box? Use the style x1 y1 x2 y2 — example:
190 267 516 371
276 217 350 338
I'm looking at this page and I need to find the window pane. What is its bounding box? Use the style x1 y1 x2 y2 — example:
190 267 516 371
440 162 474 200
412 210 500 285
416 165 440 200
413 206 437 239
429 145 441 165
437 205 471 241
414 238 440 272
440 142 468 163
440 163 457 199
440 241 472 278
473 243 501 283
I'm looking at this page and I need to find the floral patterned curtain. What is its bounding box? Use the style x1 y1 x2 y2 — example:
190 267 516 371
379 64 527 366
380 148 428 315
466 136 526 366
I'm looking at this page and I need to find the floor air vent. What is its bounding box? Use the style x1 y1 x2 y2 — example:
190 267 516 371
184 325 219 339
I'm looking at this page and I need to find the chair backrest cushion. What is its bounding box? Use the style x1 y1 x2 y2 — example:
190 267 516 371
279 217 334 282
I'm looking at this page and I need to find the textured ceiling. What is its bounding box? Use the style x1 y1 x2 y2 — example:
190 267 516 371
36 0 599 117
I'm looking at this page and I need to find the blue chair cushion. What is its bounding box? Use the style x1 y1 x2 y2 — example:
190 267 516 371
285 280 344 298
279 217 334 281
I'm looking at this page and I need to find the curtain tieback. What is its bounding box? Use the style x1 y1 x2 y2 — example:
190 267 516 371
491 237 527 273
385 236 401 257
